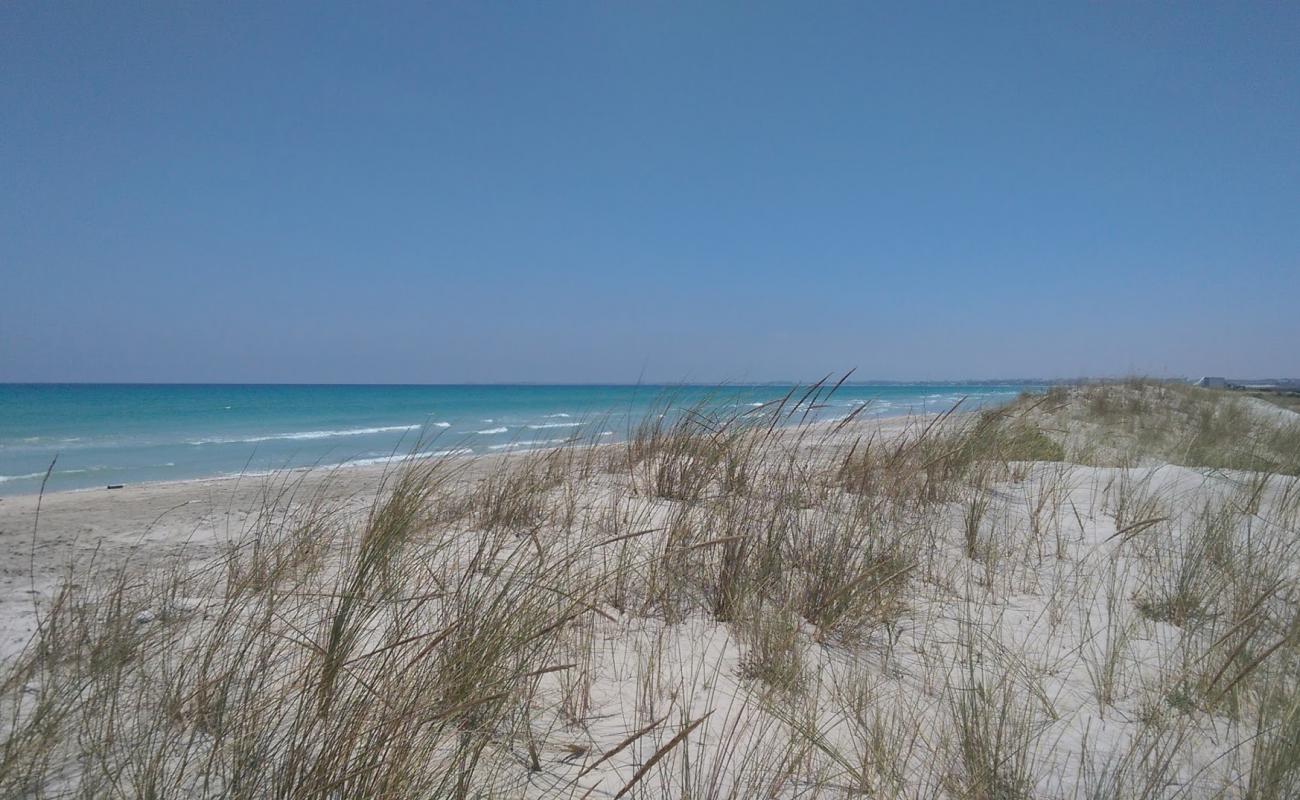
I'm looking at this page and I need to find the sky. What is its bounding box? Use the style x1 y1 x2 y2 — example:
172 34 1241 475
2 3 1297 383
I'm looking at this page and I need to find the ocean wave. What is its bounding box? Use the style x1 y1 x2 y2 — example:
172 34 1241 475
0 471 49 483
188 424 423 445
7 436 83 446
0 466 102 483
476 427 508 435
338 449 473 468
488 438 569 451
542 413 571 418
526 422 581 430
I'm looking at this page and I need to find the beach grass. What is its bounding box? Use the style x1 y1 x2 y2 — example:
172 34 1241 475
4 379 1300 797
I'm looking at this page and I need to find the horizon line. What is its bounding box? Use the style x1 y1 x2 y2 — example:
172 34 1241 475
0 377 1256 388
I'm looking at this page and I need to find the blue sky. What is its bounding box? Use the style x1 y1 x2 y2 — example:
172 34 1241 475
2 3 1297 383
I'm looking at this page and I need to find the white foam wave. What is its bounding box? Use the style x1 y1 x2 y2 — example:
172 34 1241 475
526 422 581 430
476 427 508 435
488 438 569 451
0 466 101 483
338 449 473 468
188 424 423 445
5 436 84 448
542 413 571 418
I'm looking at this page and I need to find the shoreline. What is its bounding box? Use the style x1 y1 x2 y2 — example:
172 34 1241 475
0 409 928 523
0 411 934 661
0 408 951 502
0 410 936 575
0 383 1032 498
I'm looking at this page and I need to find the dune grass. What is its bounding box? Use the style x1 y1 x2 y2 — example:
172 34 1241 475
4 379 1300 798
1031 380 1300 475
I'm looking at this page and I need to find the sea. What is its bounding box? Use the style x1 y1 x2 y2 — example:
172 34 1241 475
0 383 1041 496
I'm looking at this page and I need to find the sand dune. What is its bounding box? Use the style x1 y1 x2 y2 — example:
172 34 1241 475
3 384 1300 797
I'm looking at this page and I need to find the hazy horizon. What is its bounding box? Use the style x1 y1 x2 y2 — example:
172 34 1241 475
4 3 1297 383
4 376 1294 387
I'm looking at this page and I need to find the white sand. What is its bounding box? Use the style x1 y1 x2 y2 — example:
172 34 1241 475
2 407 1295 797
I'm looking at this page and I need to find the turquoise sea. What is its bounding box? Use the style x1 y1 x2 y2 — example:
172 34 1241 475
0 383 1039 495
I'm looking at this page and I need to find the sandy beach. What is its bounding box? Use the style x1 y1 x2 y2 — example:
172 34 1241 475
0 448 509 660
0 413 913 658
3 386 1300 797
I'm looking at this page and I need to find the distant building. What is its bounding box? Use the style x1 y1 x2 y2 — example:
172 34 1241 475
1195 377 1229 389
